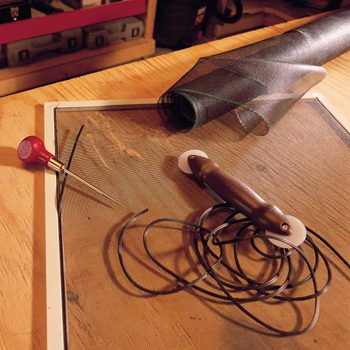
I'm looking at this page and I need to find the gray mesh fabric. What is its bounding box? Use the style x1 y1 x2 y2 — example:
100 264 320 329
160 9 350 134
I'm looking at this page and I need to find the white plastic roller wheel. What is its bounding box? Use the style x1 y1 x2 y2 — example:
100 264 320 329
267 215 307 248
178 150 208 174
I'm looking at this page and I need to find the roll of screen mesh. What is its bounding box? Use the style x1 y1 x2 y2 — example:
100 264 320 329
160 9 350 134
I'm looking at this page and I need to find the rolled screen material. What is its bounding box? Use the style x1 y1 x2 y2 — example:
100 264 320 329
161 9 350 134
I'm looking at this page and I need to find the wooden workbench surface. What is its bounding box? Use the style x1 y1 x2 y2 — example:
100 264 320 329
0 14 349 350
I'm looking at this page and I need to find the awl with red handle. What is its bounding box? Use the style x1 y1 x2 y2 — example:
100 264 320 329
17 136 122 207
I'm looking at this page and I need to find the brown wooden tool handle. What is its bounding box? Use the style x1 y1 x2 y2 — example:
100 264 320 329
188 155 291 235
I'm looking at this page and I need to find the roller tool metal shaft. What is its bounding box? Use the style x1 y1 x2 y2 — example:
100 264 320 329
178 150 310 249
187 154 291 236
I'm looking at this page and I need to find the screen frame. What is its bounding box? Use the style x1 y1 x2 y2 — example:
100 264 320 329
43 94 347 350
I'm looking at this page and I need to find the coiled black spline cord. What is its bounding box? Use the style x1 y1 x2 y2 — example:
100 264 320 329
117 204 349 336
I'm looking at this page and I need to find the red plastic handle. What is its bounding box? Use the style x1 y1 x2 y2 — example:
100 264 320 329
17 136 54 166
